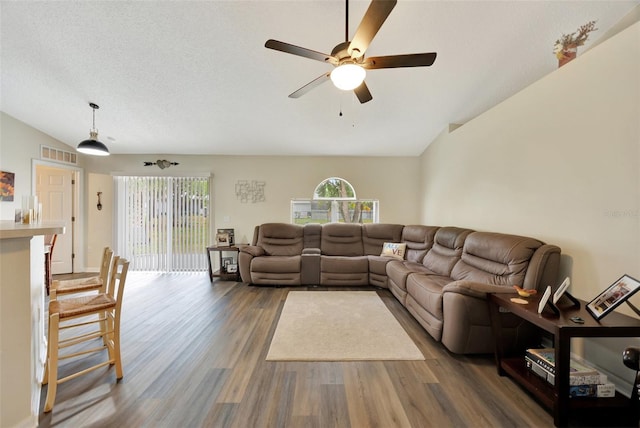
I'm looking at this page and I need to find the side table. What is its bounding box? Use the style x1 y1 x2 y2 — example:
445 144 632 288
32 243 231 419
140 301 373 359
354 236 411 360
206 245 241 282
488 292 640 427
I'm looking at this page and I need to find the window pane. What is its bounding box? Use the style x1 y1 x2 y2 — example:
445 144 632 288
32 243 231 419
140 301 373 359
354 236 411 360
291 199 378 224
313 177 356 200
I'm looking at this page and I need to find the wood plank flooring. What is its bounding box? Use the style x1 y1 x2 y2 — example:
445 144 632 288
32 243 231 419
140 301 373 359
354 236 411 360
38 273 554 427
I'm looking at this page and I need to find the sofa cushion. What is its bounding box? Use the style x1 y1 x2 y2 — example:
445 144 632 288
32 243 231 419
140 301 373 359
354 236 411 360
406 295 444 341
422 227 473 276
320 255 369 286
406 273 452 320
250 255 302 285
401 225 439 263
257 223 304 256
380 242 407 260
387 261 435 291
321 223 364 256
362 223 404 255
251 255 301 273
321 255 369 273
368 255 392 288
368 255 391 276
450 232 543 286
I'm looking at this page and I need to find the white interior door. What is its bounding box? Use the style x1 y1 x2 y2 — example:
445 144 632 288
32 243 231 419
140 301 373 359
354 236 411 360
36 165 74 273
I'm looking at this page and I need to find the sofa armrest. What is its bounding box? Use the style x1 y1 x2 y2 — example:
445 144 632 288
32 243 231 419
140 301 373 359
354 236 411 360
443 280 517 300
523 244 561 292
240 245 265 257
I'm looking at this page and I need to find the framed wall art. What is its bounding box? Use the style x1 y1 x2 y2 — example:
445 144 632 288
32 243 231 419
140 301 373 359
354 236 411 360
0 171 15 201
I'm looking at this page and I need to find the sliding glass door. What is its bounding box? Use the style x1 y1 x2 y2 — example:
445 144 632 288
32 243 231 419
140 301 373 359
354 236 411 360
115 176 210 272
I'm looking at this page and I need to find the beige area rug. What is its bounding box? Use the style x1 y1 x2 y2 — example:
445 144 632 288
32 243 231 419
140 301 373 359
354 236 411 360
266 291 424 361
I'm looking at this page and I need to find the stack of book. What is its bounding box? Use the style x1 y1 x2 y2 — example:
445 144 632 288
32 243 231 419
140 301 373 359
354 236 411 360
525 348 615 398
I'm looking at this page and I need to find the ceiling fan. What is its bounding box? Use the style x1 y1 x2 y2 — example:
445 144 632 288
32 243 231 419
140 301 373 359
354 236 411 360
265 0 437 104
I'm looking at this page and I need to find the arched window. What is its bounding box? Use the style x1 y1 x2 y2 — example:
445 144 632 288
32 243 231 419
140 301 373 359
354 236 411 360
313 177 356 200
291 177 378 224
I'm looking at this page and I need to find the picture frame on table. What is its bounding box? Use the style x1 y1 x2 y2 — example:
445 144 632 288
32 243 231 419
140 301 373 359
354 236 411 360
216 232 230 247
221 257 233 273
226 264 238 273
537 286 555 315
587 274 640 320
216 228 235 246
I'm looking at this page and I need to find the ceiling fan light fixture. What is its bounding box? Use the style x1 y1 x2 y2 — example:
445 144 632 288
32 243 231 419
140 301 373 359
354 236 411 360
77 103 110 156
330 64 366 91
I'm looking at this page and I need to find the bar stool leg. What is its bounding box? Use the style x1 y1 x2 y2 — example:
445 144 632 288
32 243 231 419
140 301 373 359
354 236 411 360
44 312 60 412
113 315 123 379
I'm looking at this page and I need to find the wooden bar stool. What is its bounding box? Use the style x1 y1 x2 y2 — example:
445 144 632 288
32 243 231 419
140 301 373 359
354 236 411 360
50 247 113 299
43 256 129 412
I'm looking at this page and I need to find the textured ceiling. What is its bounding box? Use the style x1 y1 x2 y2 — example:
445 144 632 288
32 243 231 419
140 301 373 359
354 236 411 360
1 1 638 156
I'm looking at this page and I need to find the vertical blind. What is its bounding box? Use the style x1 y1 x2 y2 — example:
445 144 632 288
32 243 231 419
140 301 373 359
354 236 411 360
115 176 210 272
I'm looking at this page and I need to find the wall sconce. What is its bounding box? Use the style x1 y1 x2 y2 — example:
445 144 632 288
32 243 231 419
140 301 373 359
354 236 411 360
97 192 103 210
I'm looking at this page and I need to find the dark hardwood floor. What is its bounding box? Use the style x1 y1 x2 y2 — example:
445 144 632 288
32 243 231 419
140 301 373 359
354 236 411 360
39 273 554 427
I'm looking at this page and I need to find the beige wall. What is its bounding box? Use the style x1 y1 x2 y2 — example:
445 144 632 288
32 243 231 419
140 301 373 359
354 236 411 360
83 153 421 266
2 113 420 271
86 173 114 268
419 22 640 387
0 112 83 220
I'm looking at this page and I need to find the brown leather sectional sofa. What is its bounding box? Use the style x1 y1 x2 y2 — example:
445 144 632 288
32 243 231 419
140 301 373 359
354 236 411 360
239 222 561 354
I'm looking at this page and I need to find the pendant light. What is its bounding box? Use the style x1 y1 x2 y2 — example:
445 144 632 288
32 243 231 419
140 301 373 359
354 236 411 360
77 102 110 156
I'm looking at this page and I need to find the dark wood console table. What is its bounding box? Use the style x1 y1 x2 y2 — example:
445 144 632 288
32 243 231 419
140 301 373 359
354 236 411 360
488 292 640 427
206 245 241 282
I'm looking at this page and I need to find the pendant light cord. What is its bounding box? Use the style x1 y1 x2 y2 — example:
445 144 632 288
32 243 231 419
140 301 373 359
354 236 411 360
89 102 99 131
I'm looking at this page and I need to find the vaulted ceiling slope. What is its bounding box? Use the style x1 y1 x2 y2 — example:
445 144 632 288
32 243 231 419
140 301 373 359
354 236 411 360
1 1 638 157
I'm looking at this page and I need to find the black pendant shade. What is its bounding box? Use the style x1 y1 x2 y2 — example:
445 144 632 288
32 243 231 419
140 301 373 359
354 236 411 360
77 103 110 156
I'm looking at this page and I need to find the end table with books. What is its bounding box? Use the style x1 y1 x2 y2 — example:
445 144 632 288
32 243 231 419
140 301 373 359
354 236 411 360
488 292 640 427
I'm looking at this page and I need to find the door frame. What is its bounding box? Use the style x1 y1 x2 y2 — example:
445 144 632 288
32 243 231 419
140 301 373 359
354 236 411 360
32 159 85 273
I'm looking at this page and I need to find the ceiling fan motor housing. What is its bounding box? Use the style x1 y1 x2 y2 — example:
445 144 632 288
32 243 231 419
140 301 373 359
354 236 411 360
330 41 362 65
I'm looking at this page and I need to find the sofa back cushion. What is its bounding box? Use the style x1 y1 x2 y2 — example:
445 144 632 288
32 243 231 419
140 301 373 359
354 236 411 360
256 223 304 256
401 225 439 263
422 227 473 275
303 223 322 249
362 223 404 255
321 223 364 256
450 231 543 286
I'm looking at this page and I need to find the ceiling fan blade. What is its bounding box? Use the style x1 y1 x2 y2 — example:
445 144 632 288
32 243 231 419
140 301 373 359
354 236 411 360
354 81 373 104
265 39 336 64
348 0 397 59
289 73 331 98
362 52 437 69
